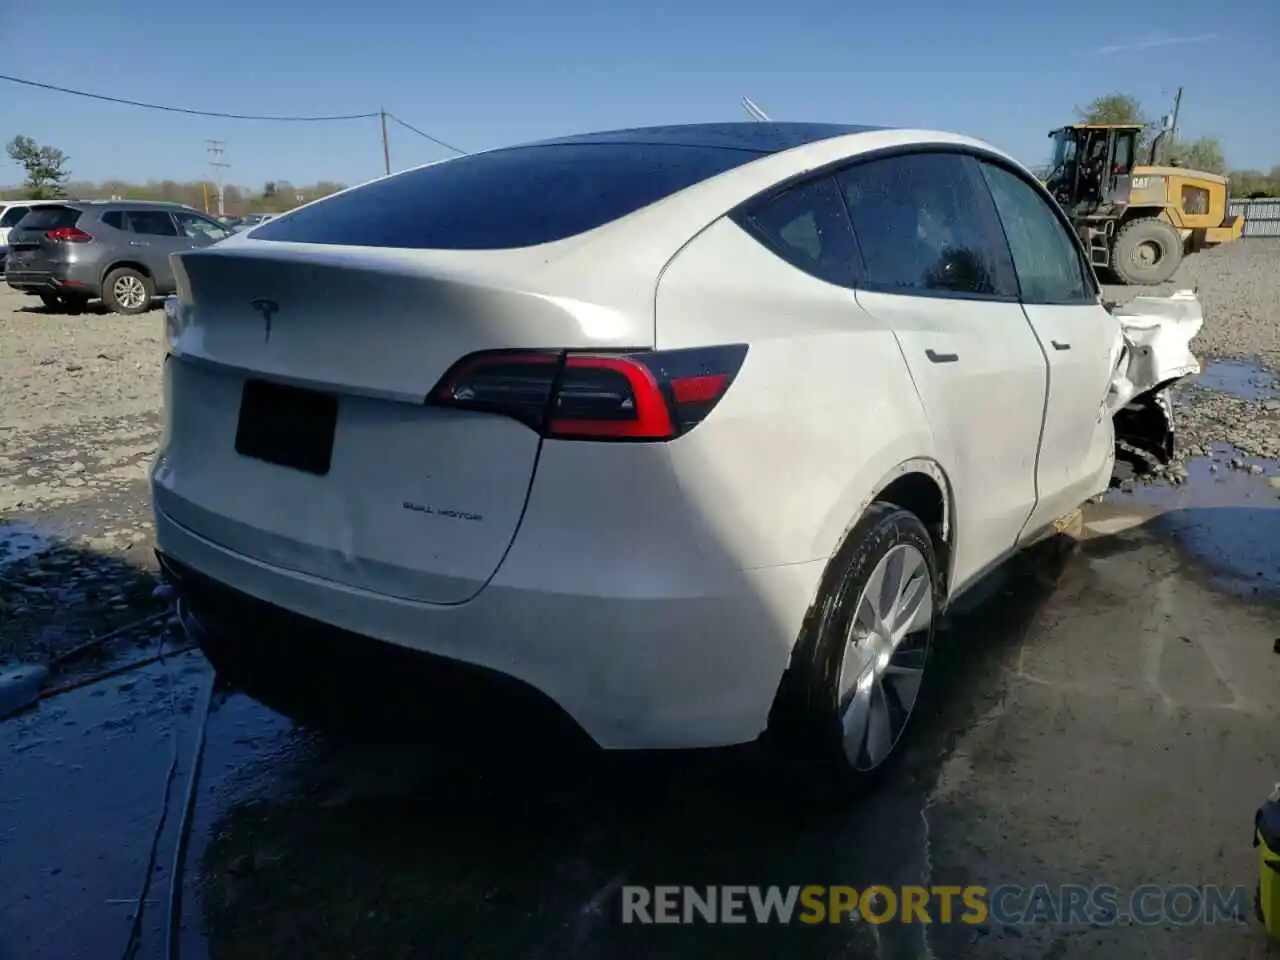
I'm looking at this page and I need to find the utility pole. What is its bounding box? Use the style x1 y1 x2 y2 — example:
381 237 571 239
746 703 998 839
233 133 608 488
206 140 230 217
380 109 391 176
1169 86 1183 144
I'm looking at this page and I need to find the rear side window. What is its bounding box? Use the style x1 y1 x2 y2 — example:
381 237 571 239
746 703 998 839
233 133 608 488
15 206 81 231
738 177 858 287
102 211 126 230
977 161 1096 304
2 206 36 228
250 142 766 250
837 153 1018 299
126 210 179 236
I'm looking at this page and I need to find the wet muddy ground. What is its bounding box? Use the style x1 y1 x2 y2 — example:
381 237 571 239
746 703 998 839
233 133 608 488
2 263 1280 960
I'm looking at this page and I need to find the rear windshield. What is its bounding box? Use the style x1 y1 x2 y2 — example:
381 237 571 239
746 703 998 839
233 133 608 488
249 142 766 250
15 206 81 231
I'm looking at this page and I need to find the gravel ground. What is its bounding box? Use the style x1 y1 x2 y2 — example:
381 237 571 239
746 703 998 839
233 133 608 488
0 291 169 663
1103 238 1280 372
1103 240 1280 484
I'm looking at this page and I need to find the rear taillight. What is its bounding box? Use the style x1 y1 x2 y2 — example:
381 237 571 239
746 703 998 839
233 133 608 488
431 345 748 442
45 226 93 243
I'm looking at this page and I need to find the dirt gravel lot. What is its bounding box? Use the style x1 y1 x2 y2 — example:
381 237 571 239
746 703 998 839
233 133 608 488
1 243 1279 959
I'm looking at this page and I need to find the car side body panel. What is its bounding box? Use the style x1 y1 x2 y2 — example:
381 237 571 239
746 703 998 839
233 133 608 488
654 215 939 576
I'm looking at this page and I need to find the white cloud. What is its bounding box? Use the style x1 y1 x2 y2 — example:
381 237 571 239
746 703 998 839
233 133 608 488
1092 34 1217 55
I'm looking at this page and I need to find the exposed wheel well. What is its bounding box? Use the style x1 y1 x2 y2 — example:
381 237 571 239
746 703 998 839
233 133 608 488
1119 206 1168 227
769 468 952 743
873 471 951 593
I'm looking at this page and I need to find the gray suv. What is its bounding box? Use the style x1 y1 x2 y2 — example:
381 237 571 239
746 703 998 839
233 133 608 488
4 200 233 315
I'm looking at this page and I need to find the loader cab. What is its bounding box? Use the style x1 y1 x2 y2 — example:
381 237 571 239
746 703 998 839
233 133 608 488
1044 124 1140 214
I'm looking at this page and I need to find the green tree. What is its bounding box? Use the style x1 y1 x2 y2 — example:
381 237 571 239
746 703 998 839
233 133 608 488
263 181 277 198
1167 136 1226 175
5 135 71 199
1076 92 1147 127
1075 92 1155 159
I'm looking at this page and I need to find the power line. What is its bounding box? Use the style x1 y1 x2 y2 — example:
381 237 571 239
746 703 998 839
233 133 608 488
387 113 467 156
2 72 468 171
0 73 379 121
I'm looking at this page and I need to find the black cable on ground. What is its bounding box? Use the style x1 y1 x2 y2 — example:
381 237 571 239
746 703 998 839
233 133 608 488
118 643 214 960
50 610 173 668
118 641 184 960
165 671 215 960
38 645 197 701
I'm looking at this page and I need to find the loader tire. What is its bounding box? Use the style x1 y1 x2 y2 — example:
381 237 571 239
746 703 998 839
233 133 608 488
1112 218 1184 286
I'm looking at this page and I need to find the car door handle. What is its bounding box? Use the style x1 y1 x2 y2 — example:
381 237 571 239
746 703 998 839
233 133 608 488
1052 340 1071 351
128 240 150 247
925 349 959 364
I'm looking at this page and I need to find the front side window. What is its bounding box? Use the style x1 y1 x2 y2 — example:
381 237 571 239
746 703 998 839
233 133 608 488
978 161 1095 305
125 211 179 237
737 177 858 287
837 152 1018 298
174 211 232 241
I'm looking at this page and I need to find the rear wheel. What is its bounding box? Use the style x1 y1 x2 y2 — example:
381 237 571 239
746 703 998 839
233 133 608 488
1112 218 1184 285
102 267 154 315
767 502 940 808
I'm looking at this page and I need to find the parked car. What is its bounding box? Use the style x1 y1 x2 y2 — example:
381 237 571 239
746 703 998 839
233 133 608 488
152 123 1200 803
0 200 67 276
232 212 276 232
4 200 234 314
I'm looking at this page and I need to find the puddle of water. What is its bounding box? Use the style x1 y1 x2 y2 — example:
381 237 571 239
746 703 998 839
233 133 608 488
1188 359 1278 401
0 520 56 570
1115 445 1280 510
1106 445 1280 599
0 652 214 959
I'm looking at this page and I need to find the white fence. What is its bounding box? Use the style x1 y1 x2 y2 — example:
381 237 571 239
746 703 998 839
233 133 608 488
1228 197 1280 237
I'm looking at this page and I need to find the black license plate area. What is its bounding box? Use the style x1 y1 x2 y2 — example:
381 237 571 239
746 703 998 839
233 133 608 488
235 379 338 476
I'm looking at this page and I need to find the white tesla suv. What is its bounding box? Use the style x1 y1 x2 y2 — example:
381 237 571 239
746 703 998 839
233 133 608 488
152 122 1198 800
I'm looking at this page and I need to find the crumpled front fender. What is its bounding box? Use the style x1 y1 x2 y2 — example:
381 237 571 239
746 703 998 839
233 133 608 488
1104 290 1203 465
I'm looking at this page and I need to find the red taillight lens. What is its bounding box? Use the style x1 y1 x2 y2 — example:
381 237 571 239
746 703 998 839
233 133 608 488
45 226 93 243
431 345 748 442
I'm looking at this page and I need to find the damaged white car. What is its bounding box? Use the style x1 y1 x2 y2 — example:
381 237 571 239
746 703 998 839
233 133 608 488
153 123 1201 806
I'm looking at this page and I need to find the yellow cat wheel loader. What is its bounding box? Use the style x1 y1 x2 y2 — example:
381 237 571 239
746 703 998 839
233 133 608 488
1043 123 1244 285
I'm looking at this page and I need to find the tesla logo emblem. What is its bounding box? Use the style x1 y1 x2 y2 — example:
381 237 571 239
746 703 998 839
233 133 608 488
250 298 279 343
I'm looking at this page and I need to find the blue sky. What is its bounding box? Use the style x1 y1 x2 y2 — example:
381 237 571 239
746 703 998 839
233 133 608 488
2 0 1277 189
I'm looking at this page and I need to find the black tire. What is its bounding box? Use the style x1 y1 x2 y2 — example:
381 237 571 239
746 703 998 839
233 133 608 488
1111 218 1184 285
101 266 154 315
766 502 941 808
38 292 64 312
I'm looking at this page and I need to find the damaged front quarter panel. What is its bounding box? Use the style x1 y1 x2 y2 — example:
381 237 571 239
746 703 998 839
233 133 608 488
1104 290 1203 466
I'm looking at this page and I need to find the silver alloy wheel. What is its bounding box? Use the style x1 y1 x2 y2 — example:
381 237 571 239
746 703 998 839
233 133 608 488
837 544 932 772
113 275 147 310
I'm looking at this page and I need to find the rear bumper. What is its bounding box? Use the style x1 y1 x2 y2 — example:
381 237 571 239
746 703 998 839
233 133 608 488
153 503 823 751
4 261 101 297
161 552 600 751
